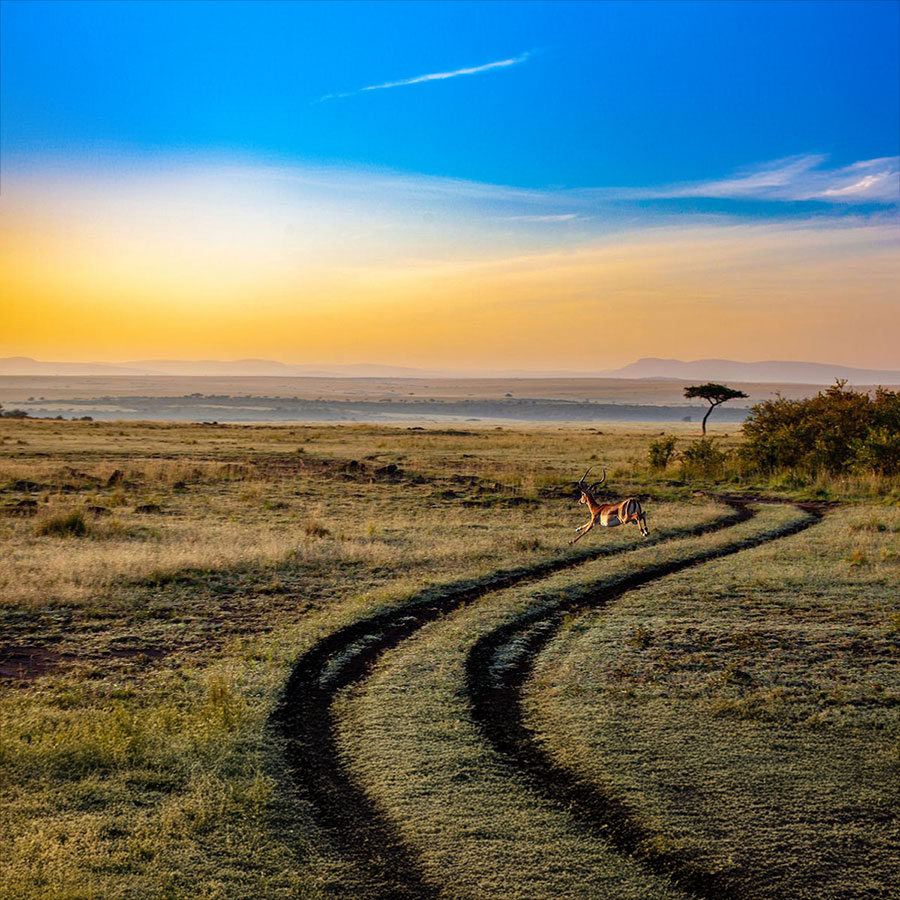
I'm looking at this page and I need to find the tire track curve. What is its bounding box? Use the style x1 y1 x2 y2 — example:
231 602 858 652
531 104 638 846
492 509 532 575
465 502 825 900
271 501 753 900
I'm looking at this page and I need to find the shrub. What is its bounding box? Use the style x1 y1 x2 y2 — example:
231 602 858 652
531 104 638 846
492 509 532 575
680 437 728 480
514 537 542 552
304 520 330 539
648 435 678 470
853 427 900 476
741 382 900 476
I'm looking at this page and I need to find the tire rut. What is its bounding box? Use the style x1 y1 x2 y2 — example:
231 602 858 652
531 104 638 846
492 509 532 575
271 502 753 900
465 502 825 900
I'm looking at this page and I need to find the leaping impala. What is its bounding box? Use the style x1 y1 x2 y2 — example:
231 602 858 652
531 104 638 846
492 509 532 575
570 466 649 543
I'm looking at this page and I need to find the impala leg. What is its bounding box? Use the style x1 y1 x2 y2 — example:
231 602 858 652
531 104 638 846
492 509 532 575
570 520 594 544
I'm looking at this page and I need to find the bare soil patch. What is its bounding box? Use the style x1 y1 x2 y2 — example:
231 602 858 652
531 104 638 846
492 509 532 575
0 644 73 681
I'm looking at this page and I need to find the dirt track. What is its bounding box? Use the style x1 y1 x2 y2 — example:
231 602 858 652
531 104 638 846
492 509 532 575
466 503 823 900
271 500 823 899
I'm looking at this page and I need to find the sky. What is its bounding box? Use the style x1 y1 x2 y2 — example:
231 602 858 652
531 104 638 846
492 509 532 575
1 0 898 370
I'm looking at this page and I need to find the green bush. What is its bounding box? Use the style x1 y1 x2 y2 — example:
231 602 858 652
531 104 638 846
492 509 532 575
680 437 728 480
854 427 900 477
741 382 900 476
648 435 678 470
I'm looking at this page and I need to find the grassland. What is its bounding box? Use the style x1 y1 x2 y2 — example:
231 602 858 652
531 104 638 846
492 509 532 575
526 506 900 900
337 504 809 899
1 417 897 899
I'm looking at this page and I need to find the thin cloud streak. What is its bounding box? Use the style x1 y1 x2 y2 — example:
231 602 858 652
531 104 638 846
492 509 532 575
501 213 579 222
605 154 900 204
241 153 898 213
318 52 530 102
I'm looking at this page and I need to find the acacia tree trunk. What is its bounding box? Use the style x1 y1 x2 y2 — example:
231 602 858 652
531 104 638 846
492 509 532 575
701 401 717 434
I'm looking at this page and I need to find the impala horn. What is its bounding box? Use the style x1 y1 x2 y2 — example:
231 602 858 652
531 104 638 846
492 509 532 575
588 469 607 491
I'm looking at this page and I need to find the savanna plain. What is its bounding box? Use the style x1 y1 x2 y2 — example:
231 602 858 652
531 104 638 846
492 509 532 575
1 418 898 900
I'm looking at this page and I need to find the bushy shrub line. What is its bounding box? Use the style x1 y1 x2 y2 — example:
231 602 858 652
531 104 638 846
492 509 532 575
646 383 900 490
741 382 900 476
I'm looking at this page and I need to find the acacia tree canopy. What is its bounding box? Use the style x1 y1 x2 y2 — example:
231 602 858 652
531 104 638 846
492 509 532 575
683 383 749 433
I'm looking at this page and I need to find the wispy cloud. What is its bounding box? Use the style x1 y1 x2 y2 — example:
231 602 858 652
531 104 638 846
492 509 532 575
241 152 898 214
617 154 900 204
318 52 530 102
501 213 579 223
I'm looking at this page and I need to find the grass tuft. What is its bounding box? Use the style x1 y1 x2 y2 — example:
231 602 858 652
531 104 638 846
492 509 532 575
304 520 331 539
33 508 89 537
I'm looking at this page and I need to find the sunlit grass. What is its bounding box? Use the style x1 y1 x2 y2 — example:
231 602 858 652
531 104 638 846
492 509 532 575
336 505 801 900
526 507 900 900
1 417 897 900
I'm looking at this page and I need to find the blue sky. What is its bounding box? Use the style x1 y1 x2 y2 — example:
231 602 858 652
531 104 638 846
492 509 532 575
1 1 898 369
3 0 898 190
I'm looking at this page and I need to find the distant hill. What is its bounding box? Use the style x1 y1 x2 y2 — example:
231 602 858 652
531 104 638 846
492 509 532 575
605 358 900 385
0 357 448 378
0 357 148 376
128 358 305 376
126 359 448 377
3 355 898 383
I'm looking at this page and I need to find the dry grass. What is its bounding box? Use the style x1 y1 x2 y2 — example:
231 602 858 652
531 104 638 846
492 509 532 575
0 418 694 609
1 418 669 899
2 416 897 900
526 506 900 900
0 448 295 606
336 505 802 900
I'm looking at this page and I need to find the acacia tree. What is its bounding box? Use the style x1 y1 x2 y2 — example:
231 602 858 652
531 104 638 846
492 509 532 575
684 383 749 434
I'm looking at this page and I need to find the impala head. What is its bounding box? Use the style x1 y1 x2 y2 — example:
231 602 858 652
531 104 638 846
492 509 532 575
576 466 606 503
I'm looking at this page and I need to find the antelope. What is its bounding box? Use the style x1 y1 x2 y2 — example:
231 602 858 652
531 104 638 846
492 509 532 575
570 467 649 543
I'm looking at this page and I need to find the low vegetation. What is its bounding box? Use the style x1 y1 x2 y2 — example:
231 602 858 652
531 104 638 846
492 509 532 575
1 416 897 899
741 381 900 476
648 434 678 470
643 383 900 500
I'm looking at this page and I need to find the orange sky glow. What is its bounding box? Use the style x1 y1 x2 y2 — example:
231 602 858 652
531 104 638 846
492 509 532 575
2 162 898 370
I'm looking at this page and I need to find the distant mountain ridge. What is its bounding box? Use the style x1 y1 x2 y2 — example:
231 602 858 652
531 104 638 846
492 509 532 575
0 357 148 376
604 358 900 384
1 356 898 384
0 357 450 378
